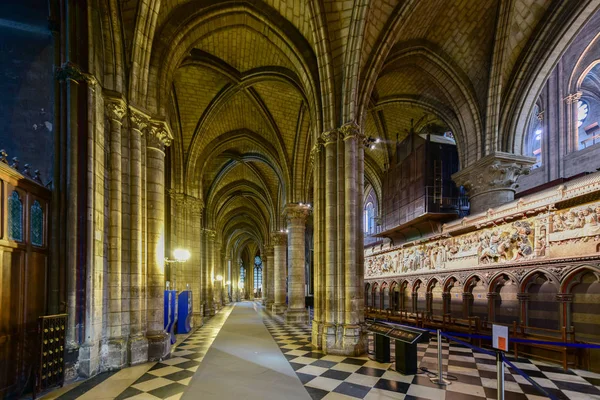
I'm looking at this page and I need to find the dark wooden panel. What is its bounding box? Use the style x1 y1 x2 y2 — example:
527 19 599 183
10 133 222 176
0 250 23 397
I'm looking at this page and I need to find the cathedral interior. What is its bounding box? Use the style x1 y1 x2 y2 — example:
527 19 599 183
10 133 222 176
2 0 600 399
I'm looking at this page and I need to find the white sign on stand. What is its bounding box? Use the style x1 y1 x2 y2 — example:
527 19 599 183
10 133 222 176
493 324 509 352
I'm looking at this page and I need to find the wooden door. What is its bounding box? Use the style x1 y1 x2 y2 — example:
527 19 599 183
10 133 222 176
0 164 50 398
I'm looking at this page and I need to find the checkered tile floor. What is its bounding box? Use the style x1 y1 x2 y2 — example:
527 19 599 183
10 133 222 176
114 306 233 399
263 312 600 400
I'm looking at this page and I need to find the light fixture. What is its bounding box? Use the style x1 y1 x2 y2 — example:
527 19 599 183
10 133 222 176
375 138 381 143
307 203 311 208
285 229 289 233
216 275 223 281
299 202 304 206
370 145 376 150
173 248 191 262
226 280 231 285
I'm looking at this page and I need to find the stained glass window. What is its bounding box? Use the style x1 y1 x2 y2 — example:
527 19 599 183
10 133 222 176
254 266 262 291
31 200 43 246
578 100 589 128
240 265 245 287
8 191 23 242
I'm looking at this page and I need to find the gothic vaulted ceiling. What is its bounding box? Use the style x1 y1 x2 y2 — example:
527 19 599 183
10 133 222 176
120 0 582 257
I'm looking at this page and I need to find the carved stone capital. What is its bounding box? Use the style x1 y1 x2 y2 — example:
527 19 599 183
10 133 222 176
188 197 204 216
264 245 274 256
452 152 536 214
340 121 362 140
105 97 127 122
516 293 530 301
169 191 186 208
320 129 340 145
129 107 150 132
204 229 216 240
556 293 573 303
564 92 582 104
147 120 174 150
272 232 287 246
309 139 323 169
284 203 311 224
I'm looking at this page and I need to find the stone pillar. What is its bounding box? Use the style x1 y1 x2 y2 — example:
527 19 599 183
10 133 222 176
265 246 274 309
556 293 574 331
340 123 365 354
204 229 216 316
517 292 530 326
189 198 204 325
128 108 148 364
284 204 310 323
462 292 473 319
452 152 536 214
321 130 338 351
442 292 451 316
272 232 287 314
311 140 325 348
565 92 582 152
261 249 267 305
105 97 127 369
145 121 172 361
487 292 498 323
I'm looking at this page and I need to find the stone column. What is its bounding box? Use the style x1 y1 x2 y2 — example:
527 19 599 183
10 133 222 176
517 292 530 326
272 232 287 314
204 229 216 316
565 92 582 152
462 292 473 319
284 204 310 323
321 130 338 350
452 152 536 214
442 292 451 316
311 140 325 348
189 198 204 325
105 97 127 369
487 292 498 322
128 108 148 364
340 122 365 353
265 246 275 309
556 293 573 331
145 121 172 361
261 249 267 305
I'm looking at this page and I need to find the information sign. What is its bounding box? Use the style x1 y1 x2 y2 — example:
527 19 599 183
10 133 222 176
493 324 509 351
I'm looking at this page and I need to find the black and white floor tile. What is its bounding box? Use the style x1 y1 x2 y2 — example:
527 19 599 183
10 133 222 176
114 307 234 400
262 313 600 400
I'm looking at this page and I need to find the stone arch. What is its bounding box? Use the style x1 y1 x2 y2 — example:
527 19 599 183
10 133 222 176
502 2 600 154
389 281 400 312
380 281 389 311
464 274 488 322
365 282 371 309
412 279 426 314
520 269 560 330
427 278 443 318
562 265 600 341
371 282 380 310
489 273 519 325
444 276 462 319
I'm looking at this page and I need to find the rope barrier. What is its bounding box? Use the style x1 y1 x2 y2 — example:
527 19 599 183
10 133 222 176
500 353 559 400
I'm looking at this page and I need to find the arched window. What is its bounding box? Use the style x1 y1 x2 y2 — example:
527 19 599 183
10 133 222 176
524 105 542 168
31 200 43 247
364 202 374 234
253 256 262 295
8 191 23 242
239 265 246 287
578 100 589 127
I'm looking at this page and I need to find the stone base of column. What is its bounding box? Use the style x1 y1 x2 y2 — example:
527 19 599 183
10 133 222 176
311 321 323 349
272 303 286 315
129 334 149 365
266 300 274 310
192 311 204 328
103 337 128 370
204 303 215 316
147 332 171 362
285 308 308 324
322 324 366 356
78 341 101 378
64 344 80 382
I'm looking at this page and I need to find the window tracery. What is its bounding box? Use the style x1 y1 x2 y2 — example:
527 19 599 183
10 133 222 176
8 191 23 242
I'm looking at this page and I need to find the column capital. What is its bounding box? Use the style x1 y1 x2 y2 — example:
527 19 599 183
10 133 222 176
272 232 287 245
486 292 498 299
105 97 127 122
147 120 174 150
168 191 186 208
187 196 204 216
516 293 530 301
264 244 274 254
129 106 150 132
320 129 340 145
451 152 536 214
203 229 216 240
556 293 573 303
340 121 365 142
309 139 324 169
284 203 311 223
564 91 582 104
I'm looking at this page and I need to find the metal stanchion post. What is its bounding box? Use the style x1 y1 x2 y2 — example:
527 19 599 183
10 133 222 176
430 329 450 385
496 351 505 400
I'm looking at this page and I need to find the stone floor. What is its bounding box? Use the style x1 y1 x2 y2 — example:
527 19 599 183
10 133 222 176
39 302 600 400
